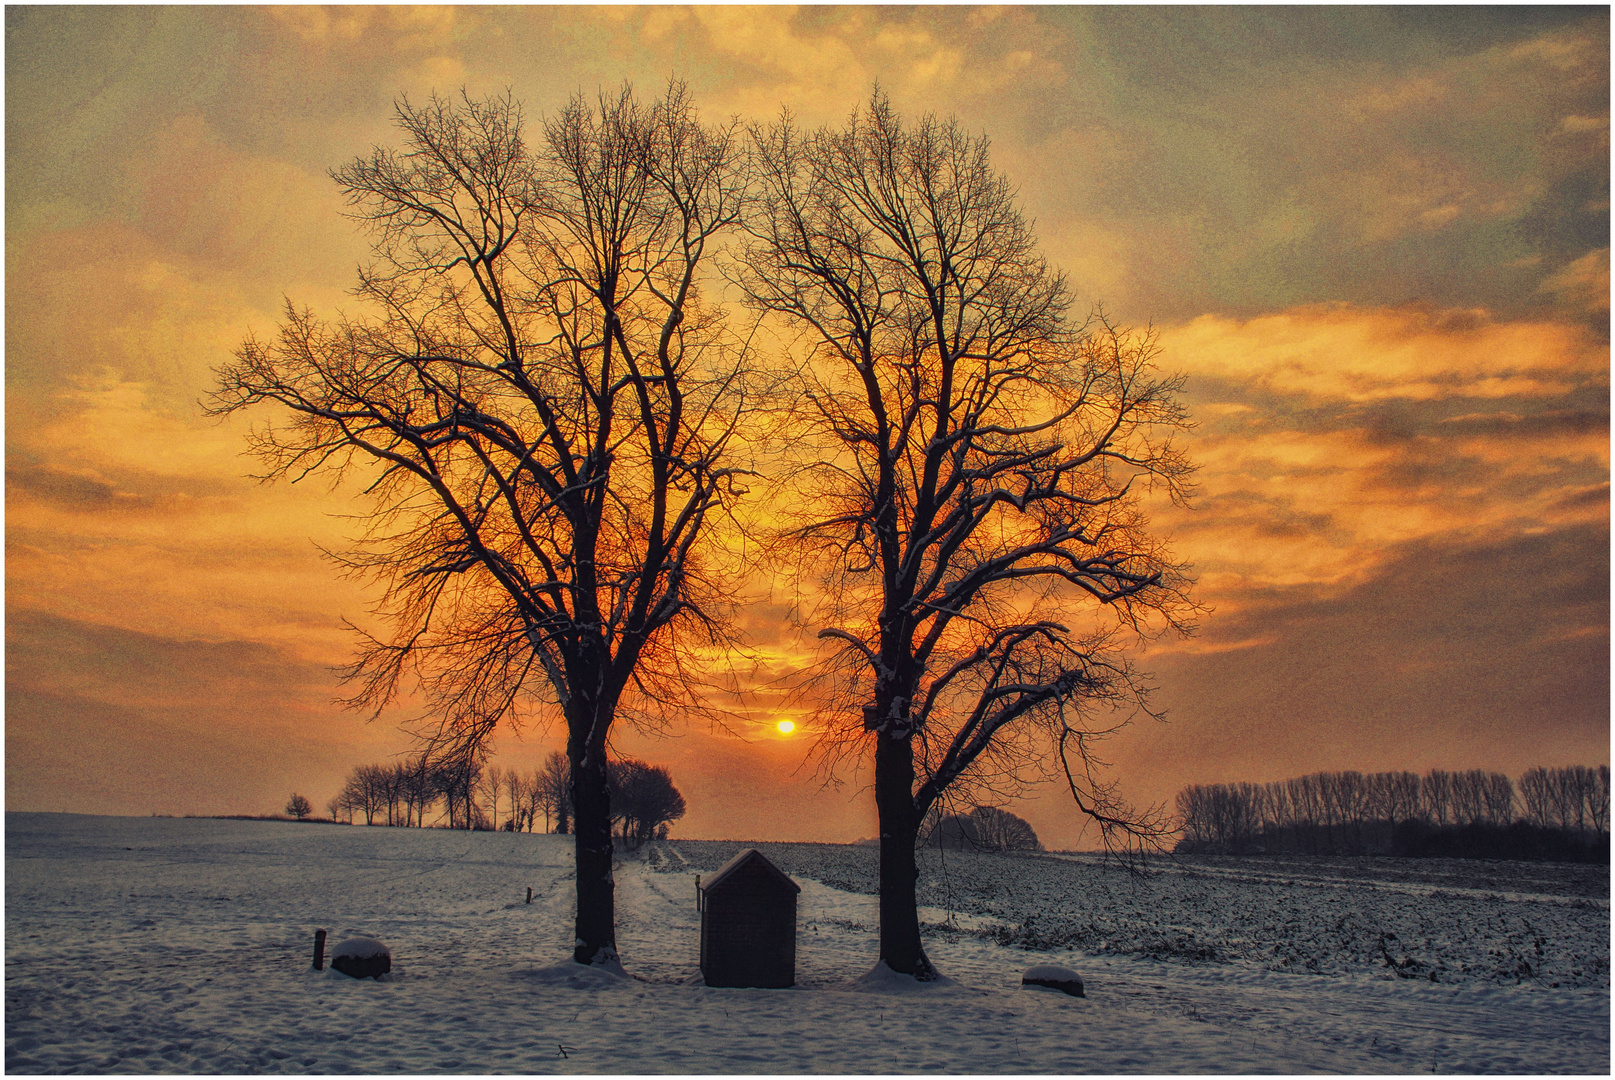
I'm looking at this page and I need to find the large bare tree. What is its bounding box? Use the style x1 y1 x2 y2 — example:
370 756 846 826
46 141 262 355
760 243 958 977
739 94 1196 978
211 85 749 966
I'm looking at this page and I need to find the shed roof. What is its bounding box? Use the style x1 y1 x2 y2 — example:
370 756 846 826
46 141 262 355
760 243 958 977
702 847 801 894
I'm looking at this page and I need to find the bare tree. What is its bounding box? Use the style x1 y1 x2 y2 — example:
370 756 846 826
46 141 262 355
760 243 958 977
397 757 438 826
739 93 1195 978
1385 771 1423 824
326 792 354 823
211 86 749 965
481 764 505 830
1593 765 1611 835
1480 771 1516 826
286 793 313 820
1566 765 1602 831
431 754 485 829
1450 769 1486 826
1521 765 1589 831
535 750 572 833
1422 770 1454 827
336 764 389 825
503 766 528 831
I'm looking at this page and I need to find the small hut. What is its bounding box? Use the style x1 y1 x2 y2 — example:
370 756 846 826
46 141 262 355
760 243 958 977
698 848 800 988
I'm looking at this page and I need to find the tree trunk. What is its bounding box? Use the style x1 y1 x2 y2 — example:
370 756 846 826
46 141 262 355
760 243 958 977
569 714 616 965
874 730 935 978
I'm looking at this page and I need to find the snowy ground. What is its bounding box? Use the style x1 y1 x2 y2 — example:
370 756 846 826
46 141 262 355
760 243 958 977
6 813 1608 1074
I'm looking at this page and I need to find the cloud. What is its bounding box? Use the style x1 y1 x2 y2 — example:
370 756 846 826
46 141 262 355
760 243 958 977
266 6 461 50
1143 303 1608 596
1433 408 1608 439
1163 303 1606 403
1006 10 1610 322
1556 114 1609 136
6 457 237 516
1298 20 1607 246
5 374 379 660
1548 482 1610 512
1538 248 1611 316
561 6 1069 125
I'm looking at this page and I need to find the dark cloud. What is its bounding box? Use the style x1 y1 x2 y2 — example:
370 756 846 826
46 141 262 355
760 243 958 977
1027 9 1610 324
1434 409 1609 439
1184 491 1340 542
1549 482 1611 512
6 457 239 514
1062 7 1593 85
6 463 119 508
1185 376 1608 441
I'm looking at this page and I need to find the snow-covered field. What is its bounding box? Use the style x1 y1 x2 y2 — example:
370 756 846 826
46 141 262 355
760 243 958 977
6 813 1608 1074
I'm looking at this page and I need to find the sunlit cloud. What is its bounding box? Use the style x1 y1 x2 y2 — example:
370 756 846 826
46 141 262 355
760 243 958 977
1539 248 1611 315
266 5 465 53
1141 302 1608 611
571 5 1069 123
1163 304 1606 404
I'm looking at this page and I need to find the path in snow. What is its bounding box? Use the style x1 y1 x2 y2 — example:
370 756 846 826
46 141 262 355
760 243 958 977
5 814 1607 1073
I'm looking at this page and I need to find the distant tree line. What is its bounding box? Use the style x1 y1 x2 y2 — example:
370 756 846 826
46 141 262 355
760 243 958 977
1175 765 1610 862
326 751 684 844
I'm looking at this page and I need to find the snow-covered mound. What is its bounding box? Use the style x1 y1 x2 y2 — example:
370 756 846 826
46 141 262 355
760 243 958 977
1022 963 1085 996
330 936 389 959
327 935 391 979
5 813 1608 1074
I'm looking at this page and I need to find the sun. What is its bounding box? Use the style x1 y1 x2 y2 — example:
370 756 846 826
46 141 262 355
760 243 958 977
776 719 796 734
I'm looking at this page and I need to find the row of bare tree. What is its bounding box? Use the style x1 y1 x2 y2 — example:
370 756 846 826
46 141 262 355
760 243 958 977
329 752 572 832
1518 766 1609 832
328 751 685 843
1177 765 1611 852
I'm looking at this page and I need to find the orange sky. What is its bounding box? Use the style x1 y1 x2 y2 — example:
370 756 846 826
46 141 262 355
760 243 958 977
7 7 1609 848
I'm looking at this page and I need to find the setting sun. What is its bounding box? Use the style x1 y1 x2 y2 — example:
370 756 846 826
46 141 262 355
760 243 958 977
776 720 795 734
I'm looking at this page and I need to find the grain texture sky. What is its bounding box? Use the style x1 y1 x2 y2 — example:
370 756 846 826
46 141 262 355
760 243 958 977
7 6 1608 845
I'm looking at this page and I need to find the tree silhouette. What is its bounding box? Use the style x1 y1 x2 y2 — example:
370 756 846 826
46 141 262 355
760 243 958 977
535 750 572 834
212 86 749 966
740 92 1196 978
285 793 313 820
608 757 686 845
923 804 1042 852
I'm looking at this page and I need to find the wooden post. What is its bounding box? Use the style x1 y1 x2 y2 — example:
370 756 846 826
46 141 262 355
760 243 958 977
313 928 327 970
526 886 533 904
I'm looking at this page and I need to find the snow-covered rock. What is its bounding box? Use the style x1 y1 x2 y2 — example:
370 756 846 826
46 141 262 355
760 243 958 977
1022 963 1084 997
330 936 391 979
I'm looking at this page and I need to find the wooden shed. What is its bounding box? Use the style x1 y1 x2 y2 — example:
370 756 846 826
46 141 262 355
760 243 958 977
697 848 800 988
